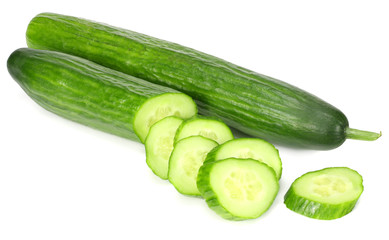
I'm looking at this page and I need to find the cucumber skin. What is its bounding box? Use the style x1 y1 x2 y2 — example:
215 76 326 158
7 48 181 141
284 167 364 220
284 187 360 220
197 159 279 221
26 13 349 150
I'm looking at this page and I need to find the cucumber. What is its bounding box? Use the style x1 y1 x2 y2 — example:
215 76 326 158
197 158 279 220
145 116 183 179
26 12 381 149
284 167 363 220
168 136 218 196
175 117 233 144
205 138 282 179
7 48 197 142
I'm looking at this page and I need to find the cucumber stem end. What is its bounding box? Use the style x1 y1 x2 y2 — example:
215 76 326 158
346 128 382 141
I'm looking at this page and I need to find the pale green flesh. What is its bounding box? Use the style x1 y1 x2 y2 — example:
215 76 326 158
175 118 233 144
213 138 282 179
145 116 183 179
169 136 218 195
293 167 363 204
134 93 197 142
210 159 279 218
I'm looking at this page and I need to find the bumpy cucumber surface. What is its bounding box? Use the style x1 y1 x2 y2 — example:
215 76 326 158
205 138 282 179
284 167 363 220
26 12 381 149
145 116 183 179
7 48 197 142
175 117 233 144
168 136 218 196
197 158 279 220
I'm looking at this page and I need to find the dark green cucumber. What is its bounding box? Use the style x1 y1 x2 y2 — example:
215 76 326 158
26 13 381 149
284 167 363 220
7 48 197 142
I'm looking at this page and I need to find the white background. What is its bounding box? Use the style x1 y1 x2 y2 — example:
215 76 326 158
1 1 388 239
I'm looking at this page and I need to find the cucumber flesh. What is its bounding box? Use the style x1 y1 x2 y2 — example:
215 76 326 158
205 138 282 179
134 93 197 142
197 158 279 220
284 167 363 220
175 117 233 144
168 136 218 196
145 116 183 179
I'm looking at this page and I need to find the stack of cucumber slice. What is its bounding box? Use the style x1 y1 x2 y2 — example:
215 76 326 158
145 115 364 221
145 115 285 220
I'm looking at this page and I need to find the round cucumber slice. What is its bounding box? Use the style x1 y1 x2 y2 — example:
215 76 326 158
168 136 218 196
284 167 364 220
174 117 233 144
197 158 279 220
205 138 282 179
145 116 184 179
134 93 197 143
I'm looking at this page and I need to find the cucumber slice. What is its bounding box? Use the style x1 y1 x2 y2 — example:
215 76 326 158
134 93 197 143
205 138 282 179
168 136 218 196
197 158 279 220
145 116 184 179
174 117 233 144
284 167 364 220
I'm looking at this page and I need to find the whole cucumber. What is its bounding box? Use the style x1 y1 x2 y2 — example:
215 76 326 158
26 13 381 149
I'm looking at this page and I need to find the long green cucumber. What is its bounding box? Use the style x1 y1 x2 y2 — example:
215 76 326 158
26 13 381 149
7 48 197 142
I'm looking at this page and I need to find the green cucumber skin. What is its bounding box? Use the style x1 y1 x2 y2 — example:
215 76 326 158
284 187 359 220
26 12 350 149
7 48 180 141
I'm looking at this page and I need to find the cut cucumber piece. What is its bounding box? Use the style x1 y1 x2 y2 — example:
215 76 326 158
168 136 218 196
134 93 197 142
205 138 282 179
284 167 364 220
197 158 279 220
174 117 233 144
7 48 197 143
145 116 184 179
